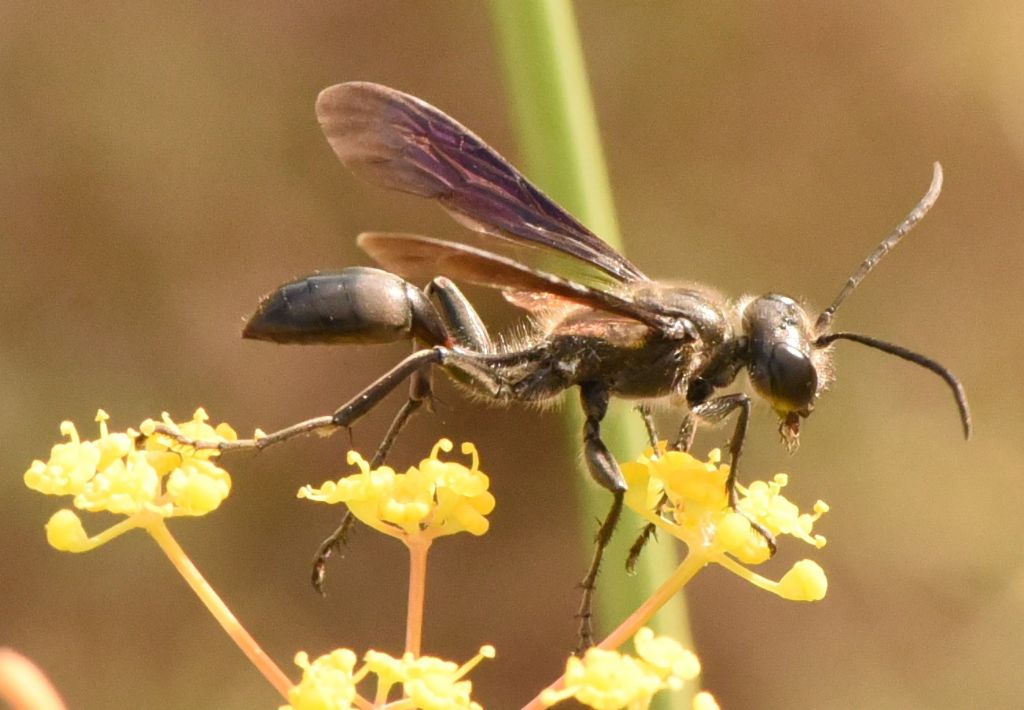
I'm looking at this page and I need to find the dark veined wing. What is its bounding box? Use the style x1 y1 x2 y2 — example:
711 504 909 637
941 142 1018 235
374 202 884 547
317 82 648 284
357 233 685 337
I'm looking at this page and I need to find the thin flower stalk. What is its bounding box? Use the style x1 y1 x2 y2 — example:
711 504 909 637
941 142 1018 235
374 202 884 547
487 0 686 656
405 536 431 657
146 519 294 698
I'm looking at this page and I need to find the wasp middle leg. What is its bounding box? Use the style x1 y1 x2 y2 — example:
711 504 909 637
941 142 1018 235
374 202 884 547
575 381 628 652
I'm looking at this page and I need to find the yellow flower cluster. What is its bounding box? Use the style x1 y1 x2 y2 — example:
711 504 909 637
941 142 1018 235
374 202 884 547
622 444 829 601
24 409 237 552
282 645 495 710
542 628 711 710
298 439 495 541
282 649 358 710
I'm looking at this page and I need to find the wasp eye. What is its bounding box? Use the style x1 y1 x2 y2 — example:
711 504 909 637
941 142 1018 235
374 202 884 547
769 343 817 411
750 343 817 415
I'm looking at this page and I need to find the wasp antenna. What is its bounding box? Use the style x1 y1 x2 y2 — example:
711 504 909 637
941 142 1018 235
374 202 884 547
815 331 971 439
815 162 944 334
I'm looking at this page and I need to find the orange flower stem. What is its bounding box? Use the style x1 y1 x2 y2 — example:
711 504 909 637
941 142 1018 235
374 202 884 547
405 536 432 657
521 551 707 710
0 649 67 710
146 519 294 700
598 551 707 650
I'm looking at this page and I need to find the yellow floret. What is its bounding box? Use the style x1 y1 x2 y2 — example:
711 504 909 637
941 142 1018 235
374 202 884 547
282 649 358 710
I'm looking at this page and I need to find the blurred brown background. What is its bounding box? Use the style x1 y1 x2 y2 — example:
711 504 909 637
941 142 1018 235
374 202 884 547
2 3 1022 709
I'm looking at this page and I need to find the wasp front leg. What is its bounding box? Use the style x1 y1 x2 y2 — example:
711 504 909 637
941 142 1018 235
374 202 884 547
690 393 777 556
634 403 659 449
625 404 661 574
625 408 700 572
672 413 697 453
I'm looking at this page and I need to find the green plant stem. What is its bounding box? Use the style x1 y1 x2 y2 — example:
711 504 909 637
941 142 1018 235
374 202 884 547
488 0 693 700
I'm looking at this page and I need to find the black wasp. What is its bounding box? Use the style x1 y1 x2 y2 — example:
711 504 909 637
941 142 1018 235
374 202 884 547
242 83 971 647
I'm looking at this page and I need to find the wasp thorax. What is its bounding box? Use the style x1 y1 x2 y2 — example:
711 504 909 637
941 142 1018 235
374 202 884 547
742 294 818 418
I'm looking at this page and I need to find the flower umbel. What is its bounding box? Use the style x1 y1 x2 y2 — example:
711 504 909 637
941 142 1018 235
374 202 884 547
299 439 496 659
541 627 709 710
283 645 495 710
298 439 495 541
25 408 293 698
622 443 829 601
24 409 237 552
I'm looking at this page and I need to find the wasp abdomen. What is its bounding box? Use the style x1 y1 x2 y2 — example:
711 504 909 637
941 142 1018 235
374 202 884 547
243 267 449 346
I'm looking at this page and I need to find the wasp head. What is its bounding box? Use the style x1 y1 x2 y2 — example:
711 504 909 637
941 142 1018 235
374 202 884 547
742 294 834 450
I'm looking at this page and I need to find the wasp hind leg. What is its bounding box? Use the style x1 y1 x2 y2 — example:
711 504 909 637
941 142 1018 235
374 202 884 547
366 277 492 464
368 277 493 465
